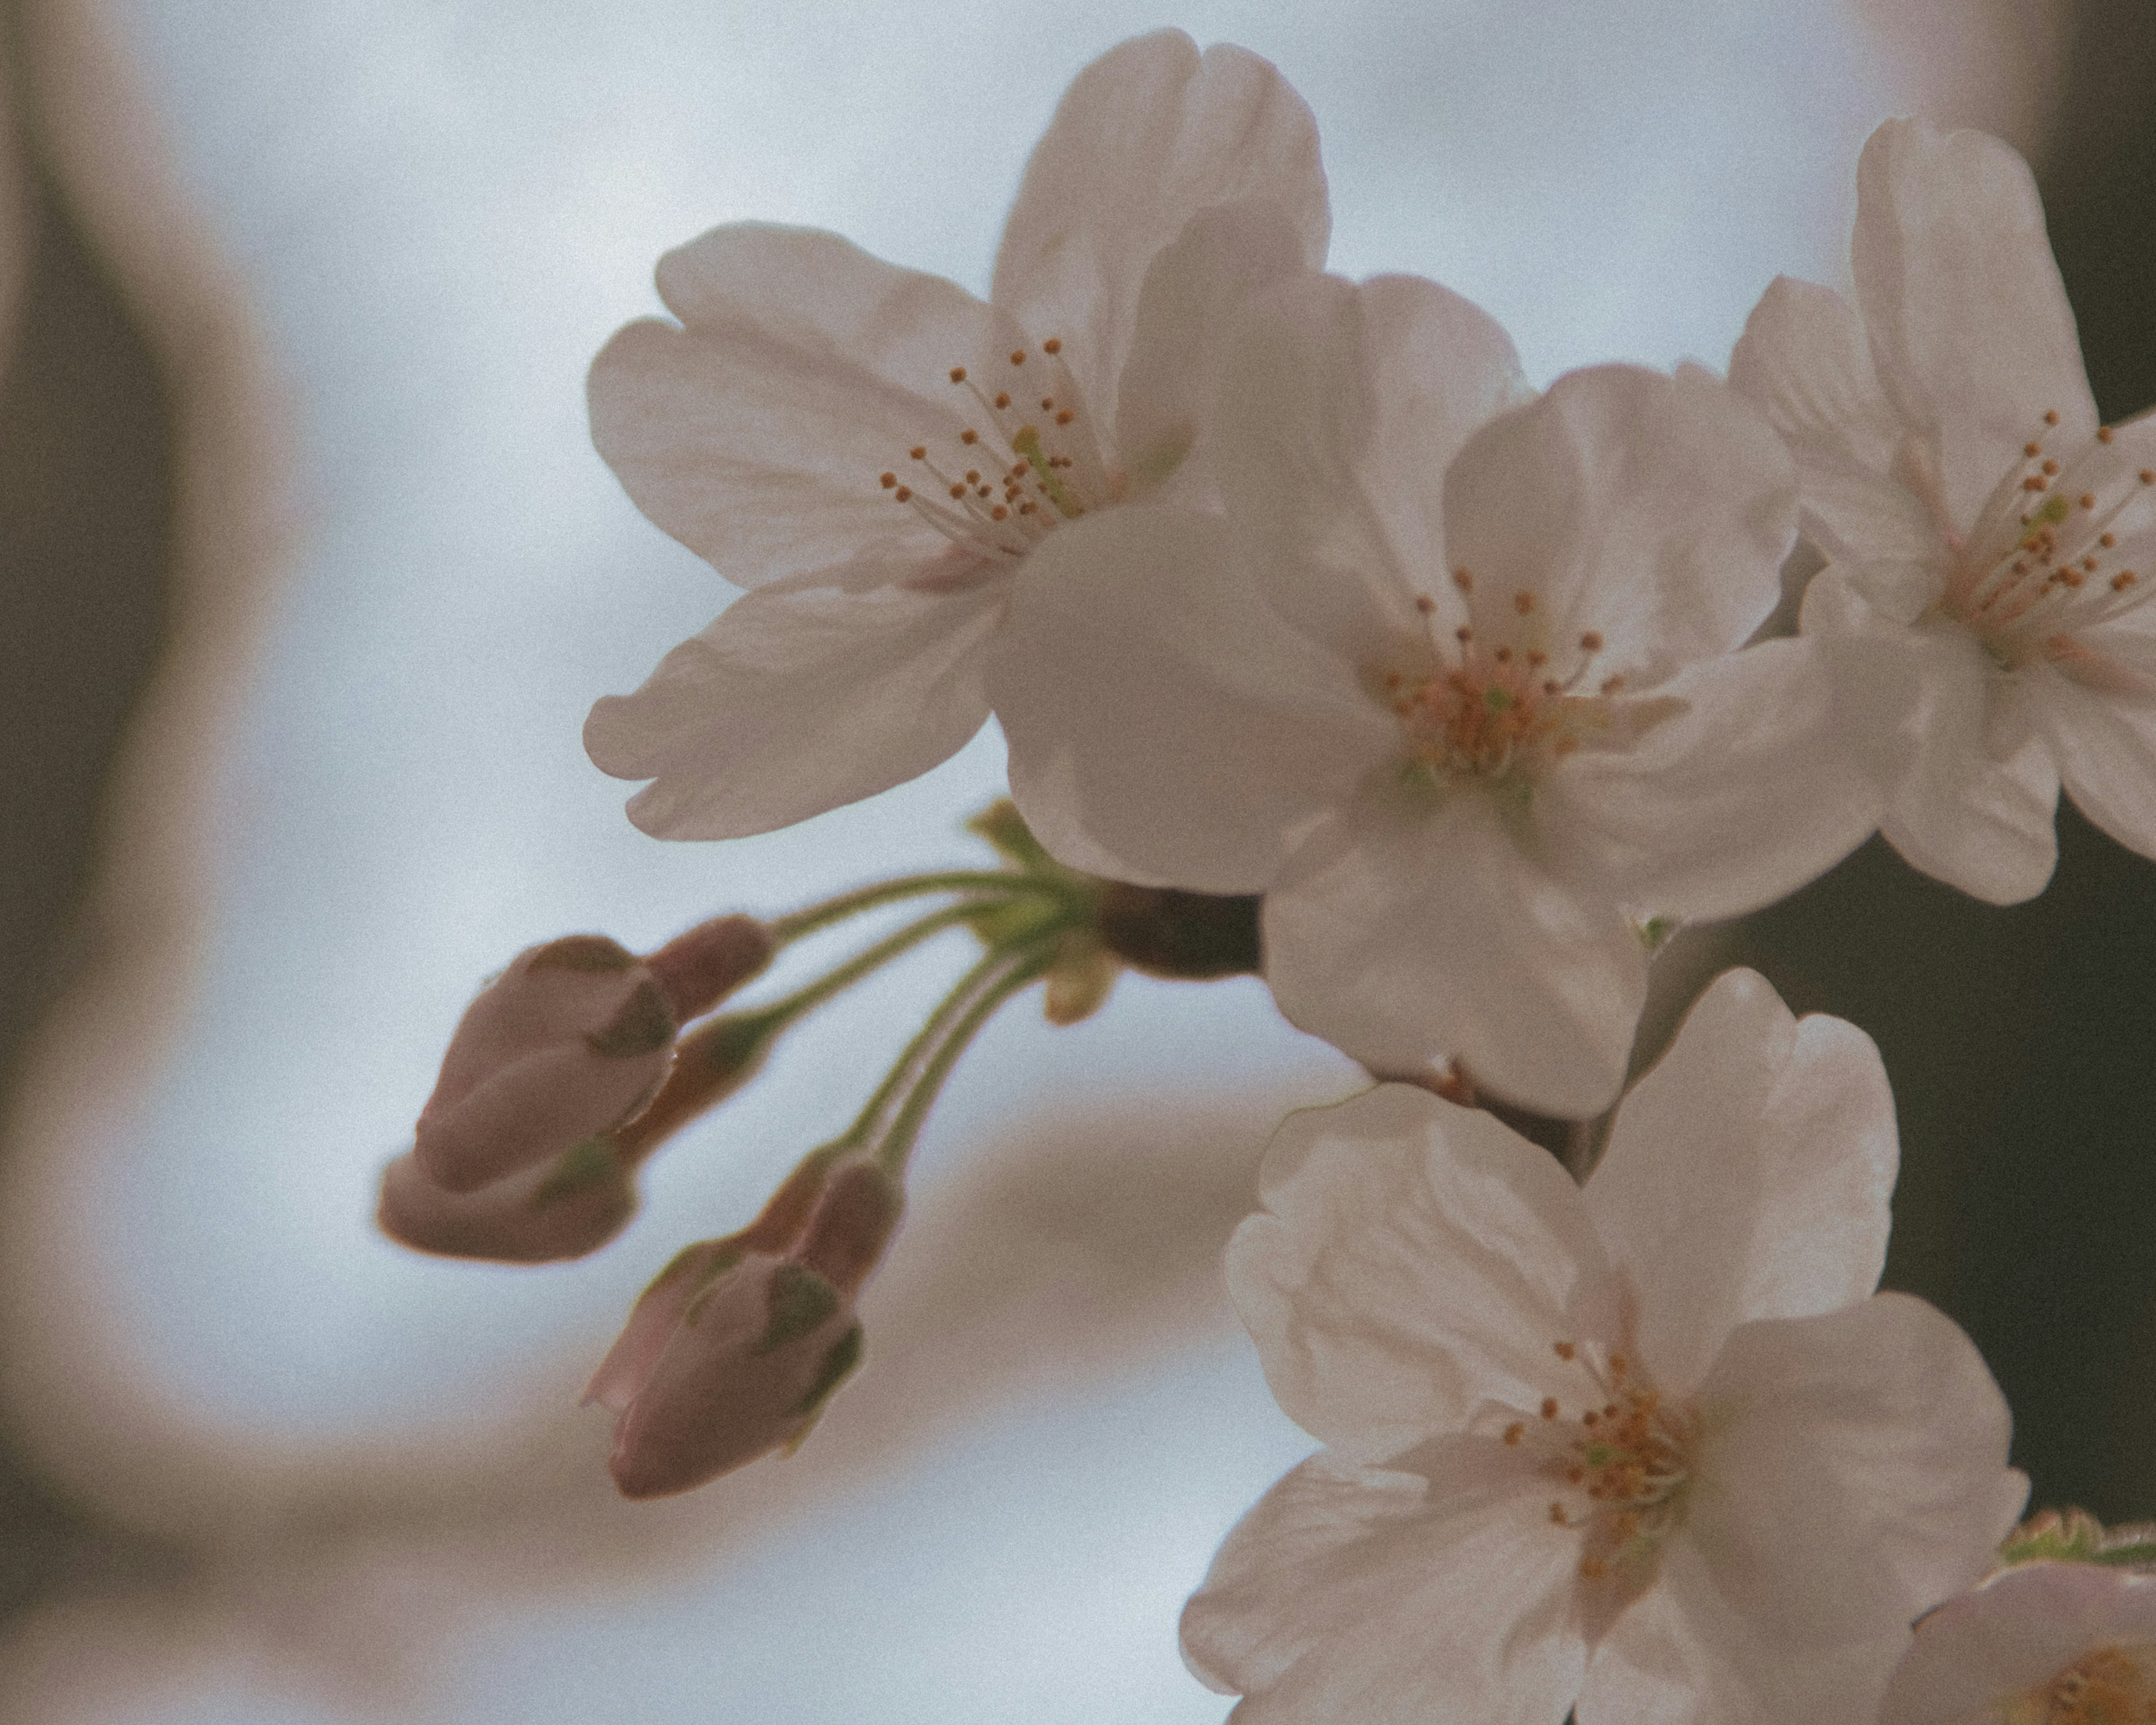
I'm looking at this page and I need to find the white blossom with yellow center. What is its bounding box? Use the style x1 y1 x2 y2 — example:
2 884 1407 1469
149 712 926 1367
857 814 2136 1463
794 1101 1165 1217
1882 1563 2156 1725
993 269 1879 1115
1183 969 2027 1725
581 29 1331 838
1734 117 2156 905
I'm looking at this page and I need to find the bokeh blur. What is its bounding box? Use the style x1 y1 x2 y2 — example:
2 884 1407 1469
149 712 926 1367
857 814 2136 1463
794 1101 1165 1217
0 1 2144 1719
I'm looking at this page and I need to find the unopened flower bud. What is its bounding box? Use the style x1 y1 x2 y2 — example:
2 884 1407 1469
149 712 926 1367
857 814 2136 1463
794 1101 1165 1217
642 914 775 1020
415 934 676 1194
586 1154 902 1498
595 1251 865 1498
378 1137 636 1263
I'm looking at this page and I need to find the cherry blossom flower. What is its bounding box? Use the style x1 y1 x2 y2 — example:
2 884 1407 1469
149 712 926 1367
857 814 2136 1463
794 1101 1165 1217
583 30 1329 837
1731 118 2156 904
1880 1562 2156 1725
992 271 1876 1115
1181 969 2025 1725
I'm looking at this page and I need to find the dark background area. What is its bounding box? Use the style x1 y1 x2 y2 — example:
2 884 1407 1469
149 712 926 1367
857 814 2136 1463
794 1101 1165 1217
0 0 2150 1651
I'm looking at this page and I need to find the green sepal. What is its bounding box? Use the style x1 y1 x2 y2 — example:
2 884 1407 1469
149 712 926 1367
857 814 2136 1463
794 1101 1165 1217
531 934 638 973
753 1262 842 1355
529 1137 624 1209
966 798 1061 875
2000 1507 2156 1571
586 976 677 1057
787 1322 864 1419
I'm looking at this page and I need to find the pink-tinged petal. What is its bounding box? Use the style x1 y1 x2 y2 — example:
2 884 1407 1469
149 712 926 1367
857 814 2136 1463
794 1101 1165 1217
1228 1084 1611 1460
582 1238 738 1413
1689 1294 2024 1652
1538 638 1880 922
377 1146 636 1265
1805 564 2062 901
1851 120 2096 531
1264 792 1648 1117
992 31 1328 431
1729 274 1943 568
989 505 1393 893
1111 199 1318 492
414 940 673 1193
590 224 1021 587
1442 364 1797 690
1213 270 1530 664
1881 1563 2156 1725
1582 1537 1912 1725
2033 651 2156 865
584 555 1001 839
1584 970 1896 1394
1182 1442 1584 1725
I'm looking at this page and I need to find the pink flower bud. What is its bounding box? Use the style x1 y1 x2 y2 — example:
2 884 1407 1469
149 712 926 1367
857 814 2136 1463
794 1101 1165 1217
414 935 676 1194
377 1138 636 1263
585 1156 903 1498
599 1252 865 1499
642 914 775 1021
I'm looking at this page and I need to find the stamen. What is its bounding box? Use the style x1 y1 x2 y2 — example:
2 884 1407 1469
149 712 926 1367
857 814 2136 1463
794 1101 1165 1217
1042 337 1062 354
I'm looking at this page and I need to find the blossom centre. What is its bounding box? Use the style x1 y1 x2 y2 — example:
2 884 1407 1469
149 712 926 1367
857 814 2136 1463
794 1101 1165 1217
1502 1340 1698 1582
875 340 1123 566
1931 409 2154 667
2011 1645 2156 1725
1384 573 1619 791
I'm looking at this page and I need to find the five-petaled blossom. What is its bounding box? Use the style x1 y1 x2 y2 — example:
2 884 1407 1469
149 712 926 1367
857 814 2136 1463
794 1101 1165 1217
1880 1560 2156 1725
1181 968 2025 1724
583 29 1330 837
994 271 1877 1115
1732 118 2156 904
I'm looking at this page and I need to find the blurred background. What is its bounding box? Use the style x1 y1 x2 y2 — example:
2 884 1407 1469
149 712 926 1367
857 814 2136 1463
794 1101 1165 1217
0 0 2146 1718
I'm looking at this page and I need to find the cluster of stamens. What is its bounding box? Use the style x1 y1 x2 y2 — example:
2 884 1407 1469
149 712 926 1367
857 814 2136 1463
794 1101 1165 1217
2028 1646 2156 1724
875 340 1117 563
1501 1340 1697 1582
1384 570 1620 786
1942 409 2155 664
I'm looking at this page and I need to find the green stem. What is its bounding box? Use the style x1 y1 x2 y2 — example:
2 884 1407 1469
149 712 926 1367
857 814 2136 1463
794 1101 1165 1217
753 900 985 1031
871 941 1057 1177
770 870 1078 944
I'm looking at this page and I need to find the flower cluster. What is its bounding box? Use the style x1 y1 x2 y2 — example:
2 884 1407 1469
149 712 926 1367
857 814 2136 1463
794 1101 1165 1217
374 25 2156 1723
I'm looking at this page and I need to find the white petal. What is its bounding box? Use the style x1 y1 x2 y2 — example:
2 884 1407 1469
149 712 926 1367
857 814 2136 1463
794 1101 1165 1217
1728 274 1943 567
1442 364 1796 690
1538 637 1880 921
1228 1084 1610 1460
1582 1537 1912 1725
1689 1294 2023 1651
1851 119 2096 531
1182 1443 1584 1725
1804 564 2061 901
988 505 1392 893
992 31 1328 432
1264 792 1648 1117
1583 969 1896 1394
584 558 1000 838
1212 270 1529 664
589 224 1017 587
1112 199 1319 490
1881 1563 2156 1725
2033 652 2156 864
